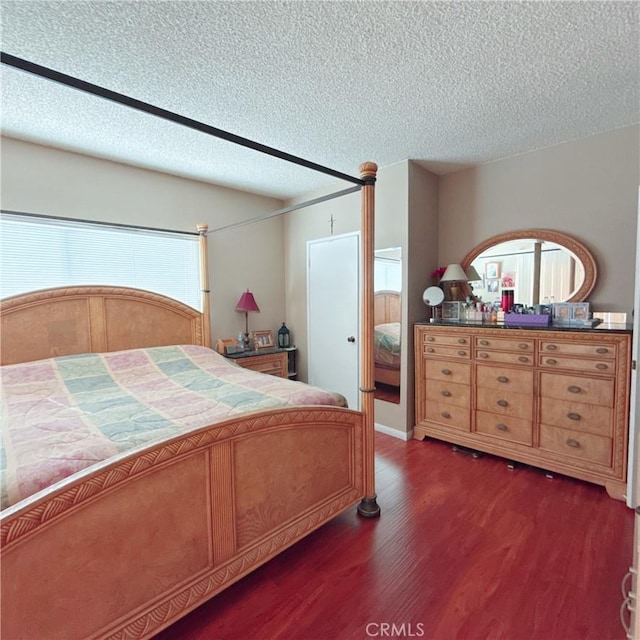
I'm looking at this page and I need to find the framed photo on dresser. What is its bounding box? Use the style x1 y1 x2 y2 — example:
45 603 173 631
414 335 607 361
441 301 462 322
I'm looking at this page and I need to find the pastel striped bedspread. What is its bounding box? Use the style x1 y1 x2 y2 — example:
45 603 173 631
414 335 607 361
374 322 401 367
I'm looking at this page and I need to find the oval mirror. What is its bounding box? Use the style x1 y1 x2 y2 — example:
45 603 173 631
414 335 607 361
462 229 597 306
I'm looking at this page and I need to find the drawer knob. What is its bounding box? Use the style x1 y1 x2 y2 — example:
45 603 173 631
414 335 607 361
596 363 608 370
427 347 435 353
546 359 557 365
546 344 558 351
479 352 489 359
427 336 435 342
458 350 467 356
497 376 509 383
496 423 508 431
479 340 489 346
441 411 451 419
441 368 451 375
568 385 581 394
518 343 528 350
567 412 581 421
441 390 452 397
497 399 508 407
458 338 467 344
596 348 609 354
518 356 529 363
566 438 580 448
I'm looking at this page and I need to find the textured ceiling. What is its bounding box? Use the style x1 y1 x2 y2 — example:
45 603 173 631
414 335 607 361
1 1 638 199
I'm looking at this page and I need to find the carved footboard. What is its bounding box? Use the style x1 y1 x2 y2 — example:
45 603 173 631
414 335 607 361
1 406 364 639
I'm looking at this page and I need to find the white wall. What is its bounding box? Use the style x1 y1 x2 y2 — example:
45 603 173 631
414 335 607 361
438 125 640 316
0 137 286 343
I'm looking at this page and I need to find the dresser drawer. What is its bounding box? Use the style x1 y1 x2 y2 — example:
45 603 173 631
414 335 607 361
424 360 470 385
235 352 287 378
475 350 534 366
475 411 532 446
423 333 471 347
538 355 614 375
425 379 470 409
423 344 471 359
476 388 533 420
540 372 614 407
475 337 534 352
539 424 612 467
540 397 613 437
476 365 533 394
540 341 616 360
424 400 470 431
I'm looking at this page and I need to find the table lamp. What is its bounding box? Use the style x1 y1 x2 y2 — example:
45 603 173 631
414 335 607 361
235 289 260 349
440 263 468 301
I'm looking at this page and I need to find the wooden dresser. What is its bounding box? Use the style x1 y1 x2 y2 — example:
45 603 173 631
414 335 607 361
414 323 632 499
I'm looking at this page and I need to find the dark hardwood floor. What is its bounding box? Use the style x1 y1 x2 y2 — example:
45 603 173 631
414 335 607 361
156 433 633 640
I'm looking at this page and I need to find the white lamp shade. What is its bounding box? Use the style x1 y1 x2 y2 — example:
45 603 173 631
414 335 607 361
440 263 468 282
465 265 482 282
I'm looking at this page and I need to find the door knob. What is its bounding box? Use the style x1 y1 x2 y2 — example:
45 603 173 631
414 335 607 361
347 336 356 343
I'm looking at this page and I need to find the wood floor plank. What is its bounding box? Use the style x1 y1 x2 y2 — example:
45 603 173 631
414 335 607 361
156 434 633 640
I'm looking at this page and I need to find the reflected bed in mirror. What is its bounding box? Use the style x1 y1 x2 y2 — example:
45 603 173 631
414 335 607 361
374 247 401 404
462 229 597 307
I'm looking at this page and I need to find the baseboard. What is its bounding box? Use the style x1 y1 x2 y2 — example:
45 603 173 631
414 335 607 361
374 422 413 441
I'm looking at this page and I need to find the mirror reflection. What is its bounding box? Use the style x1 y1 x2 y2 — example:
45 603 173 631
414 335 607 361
374 247 401 404
469 239 584 306
463 230 596 306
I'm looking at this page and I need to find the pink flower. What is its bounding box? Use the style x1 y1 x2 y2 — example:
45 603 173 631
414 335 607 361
431 266 447 279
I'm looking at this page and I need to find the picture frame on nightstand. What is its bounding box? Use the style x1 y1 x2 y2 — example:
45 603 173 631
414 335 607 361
252 330 274 349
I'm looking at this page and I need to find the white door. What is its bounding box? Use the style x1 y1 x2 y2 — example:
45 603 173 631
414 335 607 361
627 186 640 508
307 232 360 410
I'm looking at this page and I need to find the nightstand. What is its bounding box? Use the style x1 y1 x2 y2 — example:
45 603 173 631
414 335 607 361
282 346 297 380
224 348 296 379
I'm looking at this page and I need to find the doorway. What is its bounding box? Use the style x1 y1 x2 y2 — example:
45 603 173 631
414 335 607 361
307 232 360 410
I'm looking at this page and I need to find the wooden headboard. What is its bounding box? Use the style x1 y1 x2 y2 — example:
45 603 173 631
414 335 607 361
0 286 209 365
374 290 401 326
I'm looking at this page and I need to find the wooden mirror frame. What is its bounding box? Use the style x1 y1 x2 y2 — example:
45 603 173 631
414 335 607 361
461 228 597 303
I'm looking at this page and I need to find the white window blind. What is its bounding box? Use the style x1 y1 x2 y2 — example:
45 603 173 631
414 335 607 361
374 257 402 292
0 213 202 310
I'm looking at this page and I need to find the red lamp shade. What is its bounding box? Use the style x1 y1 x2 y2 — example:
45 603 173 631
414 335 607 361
235 290 260 313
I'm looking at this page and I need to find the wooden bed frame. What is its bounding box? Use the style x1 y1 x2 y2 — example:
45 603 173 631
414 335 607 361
0 163 379 639
0 286 365 639
374 290 401 387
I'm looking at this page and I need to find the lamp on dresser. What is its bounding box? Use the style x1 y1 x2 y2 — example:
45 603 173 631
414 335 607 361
235 289 260 350
440 263 469 301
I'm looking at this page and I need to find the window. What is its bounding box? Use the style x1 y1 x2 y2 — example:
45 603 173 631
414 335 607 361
1 213 202 310
374 247 402 292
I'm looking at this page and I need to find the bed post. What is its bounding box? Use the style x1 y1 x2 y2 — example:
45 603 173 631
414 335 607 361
197 223 212 348
357 161 381 518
